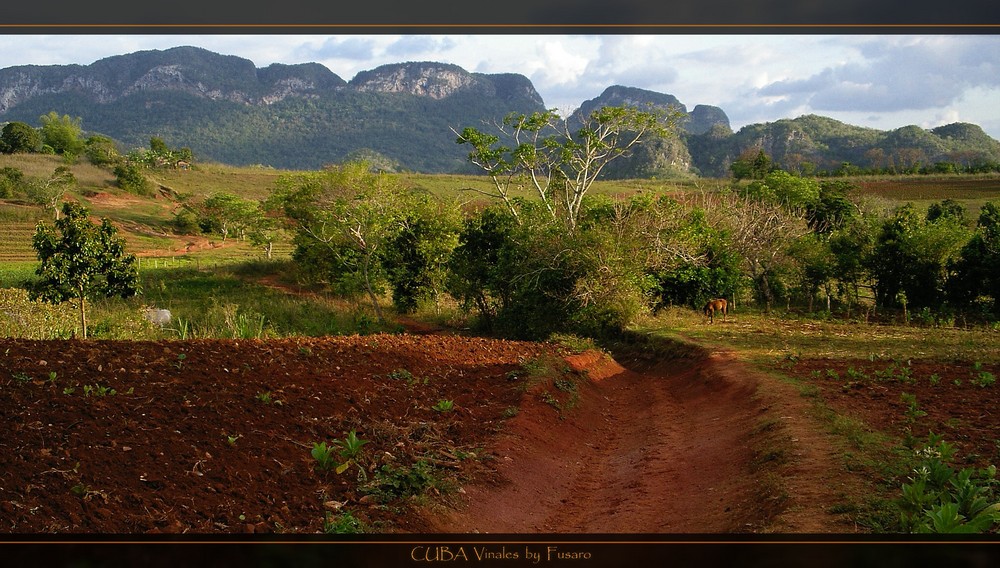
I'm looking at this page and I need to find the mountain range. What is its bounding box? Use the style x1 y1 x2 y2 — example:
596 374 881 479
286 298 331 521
1 46 998 177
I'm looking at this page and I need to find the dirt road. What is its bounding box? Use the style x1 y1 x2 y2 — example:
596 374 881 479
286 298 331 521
427 340 857 533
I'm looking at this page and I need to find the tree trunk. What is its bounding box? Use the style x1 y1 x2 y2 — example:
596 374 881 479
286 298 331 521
361 253 385 324
77 288 88 339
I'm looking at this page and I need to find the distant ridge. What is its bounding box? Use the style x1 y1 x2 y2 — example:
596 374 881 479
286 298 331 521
1 47 997 176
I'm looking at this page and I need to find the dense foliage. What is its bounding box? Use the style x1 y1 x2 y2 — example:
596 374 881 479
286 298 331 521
30 202 140 338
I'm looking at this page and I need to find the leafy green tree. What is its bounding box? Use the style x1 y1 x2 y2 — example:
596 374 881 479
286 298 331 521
870 204 971 313
730 148 774 180
926 199 966 224
789 233 838 312
0 166 25 198
382 195 461 314
950 202 1000 317
149 136 170 155
828 214 880 316
806 180 858 234
113 161 152 195
455 105 679 230
84 135 121 167
247 207 284 259
1 121 40 154
445 206 520 332
39 111 85 157
739 170 820 212
199 193 260 242
30 202 140 339
870 204 922 310
903 214 971 311
270 161 408 323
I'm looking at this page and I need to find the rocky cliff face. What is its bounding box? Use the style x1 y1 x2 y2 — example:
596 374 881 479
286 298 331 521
0 49 546 114
571 85 731 136
348 61 545 106
350 62 485 99
687 105 731 135
0 46 349 112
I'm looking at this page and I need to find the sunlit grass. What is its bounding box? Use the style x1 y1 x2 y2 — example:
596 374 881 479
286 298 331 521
640 306 1000 364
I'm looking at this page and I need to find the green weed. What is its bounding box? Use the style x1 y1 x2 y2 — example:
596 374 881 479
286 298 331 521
82 384 117 397
431 399 455 413
364 459 438 502
311 431 369 475
323 510 367 534
897 433 1000 533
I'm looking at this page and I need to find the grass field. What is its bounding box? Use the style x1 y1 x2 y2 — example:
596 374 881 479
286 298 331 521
644 306 1000 365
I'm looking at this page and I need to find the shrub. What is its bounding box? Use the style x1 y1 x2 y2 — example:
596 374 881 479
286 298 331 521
0 287 78 338
113 162 152 196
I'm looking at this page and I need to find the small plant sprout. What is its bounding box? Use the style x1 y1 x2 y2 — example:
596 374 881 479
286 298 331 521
335 430 370 460
311 442 337 471
173 353 187 369
82 384 117 397
432 399 455 413
255 390 282 405
226 434 241 447
311 431 370 474
972 362 996 388
47 371 58 384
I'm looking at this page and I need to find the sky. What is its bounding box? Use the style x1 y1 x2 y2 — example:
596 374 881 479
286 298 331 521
0 34 998 139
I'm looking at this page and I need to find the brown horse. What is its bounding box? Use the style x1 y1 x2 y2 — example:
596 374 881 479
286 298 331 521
703 298 728 324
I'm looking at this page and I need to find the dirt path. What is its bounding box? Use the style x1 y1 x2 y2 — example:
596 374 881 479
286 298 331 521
425 340 860 533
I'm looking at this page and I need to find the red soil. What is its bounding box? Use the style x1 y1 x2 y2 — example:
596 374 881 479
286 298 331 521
0 330 861 535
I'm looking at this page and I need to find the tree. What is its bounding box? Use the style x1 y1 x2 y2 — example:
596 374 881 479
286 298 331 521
926 199 966 224
1 121 40 154
869 204 971 313
270 161 409 323
806 180 858 234
730 149 774 180
24 166 76 220
84 135 121 167
113 161 152 195
382 195 461 314
789 233 837 312
455 105 679 230
199 193 260 242
30 202 140 339
39 111 85 157
739 170 820 212
445 206 520 332
149 136 170 155
950 202 1000 317
706 190 809 311
0 166 24 199
247 206 284 260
